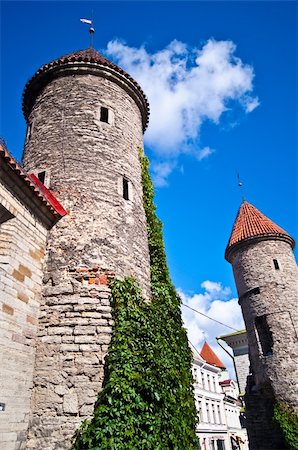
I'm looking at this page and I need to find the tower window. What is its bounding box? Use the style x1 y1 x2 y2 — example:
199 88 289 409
123 178 129 200
255 315 273 357
273 259 280 270
100 107 109 123
37 171 46 184
26 123 33 141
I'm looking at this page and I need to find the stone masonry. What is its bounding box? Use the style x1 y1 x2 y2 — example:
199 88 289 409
0 144 65 450
21 50 152 449
226 204 298 450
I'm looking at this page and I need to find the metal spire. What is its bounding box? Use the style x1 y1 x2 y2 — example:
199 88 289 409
237 172 246 202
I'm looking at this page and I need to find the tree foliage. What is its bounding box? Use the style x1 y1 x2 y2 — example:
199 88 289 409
71 151 198 449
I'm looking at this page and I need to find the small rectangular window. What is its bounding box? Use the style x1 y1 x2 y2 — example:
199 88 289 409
100 107 109 123
255 315 273 356
123 178 129 200
273 259 280 270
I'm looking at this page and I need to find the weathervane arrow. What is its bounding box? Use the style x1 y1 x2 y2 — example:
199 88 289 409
80 17 95 48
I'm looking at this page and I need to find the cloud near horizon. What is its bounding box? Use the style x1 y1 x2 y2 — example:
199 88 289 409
179 280 245 379
105 38 259 185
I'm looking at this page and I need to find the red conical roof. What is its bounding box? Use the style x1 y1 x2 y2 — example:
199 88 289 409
200 341 226 369
22 48 149 131
225 201 295 261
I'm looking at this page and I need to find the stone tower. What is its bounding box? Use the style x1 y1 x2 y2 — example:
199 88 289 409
21 48 151 449
225 201 298 449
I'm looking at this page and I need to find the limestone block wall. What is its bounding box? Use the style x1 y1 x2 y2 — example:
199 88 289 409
231 240 298 411
22 72 151 297
0 183 47 450
21 67 152 448
26 281 113 450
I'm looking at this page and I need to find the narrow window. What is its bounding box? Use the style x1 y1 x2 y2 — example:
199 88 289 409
123 178 129 200
100 107 109 123
273 259 280 270
255 315 273 356
37 171 46 184
26 123 33 141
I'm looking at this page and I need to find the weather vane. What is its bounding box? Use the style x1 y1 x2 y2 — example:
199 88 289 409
237 172 246 202
80 16 95 48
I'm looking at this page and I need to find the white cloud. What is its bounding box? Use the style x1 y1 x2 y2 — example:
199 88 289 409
151 160 176 187
179 280 245 379
105 38 259 184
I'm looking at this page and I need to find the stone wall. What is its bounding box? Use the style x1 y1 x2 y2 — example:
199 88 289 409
0 181 48 450
22 67 152 448
231 239 298 448
233 354 249 395
22 72 151 297
26 280 113 450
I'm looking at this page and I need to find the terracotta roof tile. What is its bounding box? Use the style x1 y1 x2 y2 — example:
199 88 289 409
200 341 226 369
225 201 295 261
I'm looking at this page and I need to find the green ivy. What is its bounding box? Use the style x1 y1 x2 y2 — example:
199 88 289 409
71 151 198 449
274 402 298 450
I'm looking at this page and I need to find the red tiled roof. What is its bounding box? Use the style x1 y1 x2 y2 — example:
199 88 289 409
0 141 67 218
219 379 232 385
22 48 150 131
225 201 295 261
200 341 226 369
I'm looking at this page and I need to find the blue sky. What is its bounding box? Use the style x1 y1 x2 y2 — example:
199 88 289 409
1 1 297 369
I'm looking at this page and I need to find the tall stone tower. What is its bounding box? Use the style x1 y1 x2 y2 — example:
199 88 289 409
21 48 151 449
225 201 298 449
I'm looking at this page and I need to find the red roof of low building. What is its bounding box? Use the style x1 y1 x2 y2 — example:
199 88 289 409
22 47 150 131
0 141 67 219
219 379 232 385
225 201 295 261
200 341 226 369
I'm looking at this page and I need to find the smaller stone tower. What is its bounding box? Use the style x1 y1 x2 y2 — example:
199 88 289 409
225 201 298 449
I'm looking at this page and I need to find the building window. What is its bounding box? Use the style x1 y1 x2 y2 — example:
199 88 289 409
99 106 114 125
206 373 210 391
100 107 109 123
211 403 216 424
255 315 273 356
37 171 46 184
217 404 222 424
0 204 14 225
273 259 280 270
206 403 211 423
217 439 226 450
26 122 33 141
123 178 129 200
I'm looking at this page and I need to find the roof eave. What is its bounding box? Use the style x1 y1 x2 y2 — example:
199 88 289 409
225 233 295 262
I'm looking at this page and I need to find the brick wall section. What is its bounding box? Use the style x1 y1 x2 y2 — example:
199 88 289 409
22 67 152 447
230 239 298 449
0 183 48 450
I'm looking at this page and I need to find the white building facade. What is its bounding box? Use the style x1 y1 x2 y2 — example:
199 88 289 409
192 346 248 450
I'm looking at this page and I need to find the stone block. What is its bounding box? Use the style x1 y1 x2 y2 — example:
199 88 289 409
63 393 79 414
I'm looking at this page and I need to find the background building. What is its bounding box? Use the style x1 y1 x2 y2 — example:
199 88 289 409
192 342 248 450
218 330 249 395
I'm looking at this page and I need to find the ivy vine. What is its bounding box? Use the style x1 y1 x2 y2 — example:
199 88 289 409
71 151 199 449
274 402 298 450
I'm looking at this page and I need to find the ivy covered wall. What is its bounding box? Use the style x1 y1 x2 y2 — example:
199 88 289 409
71 151 199 449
